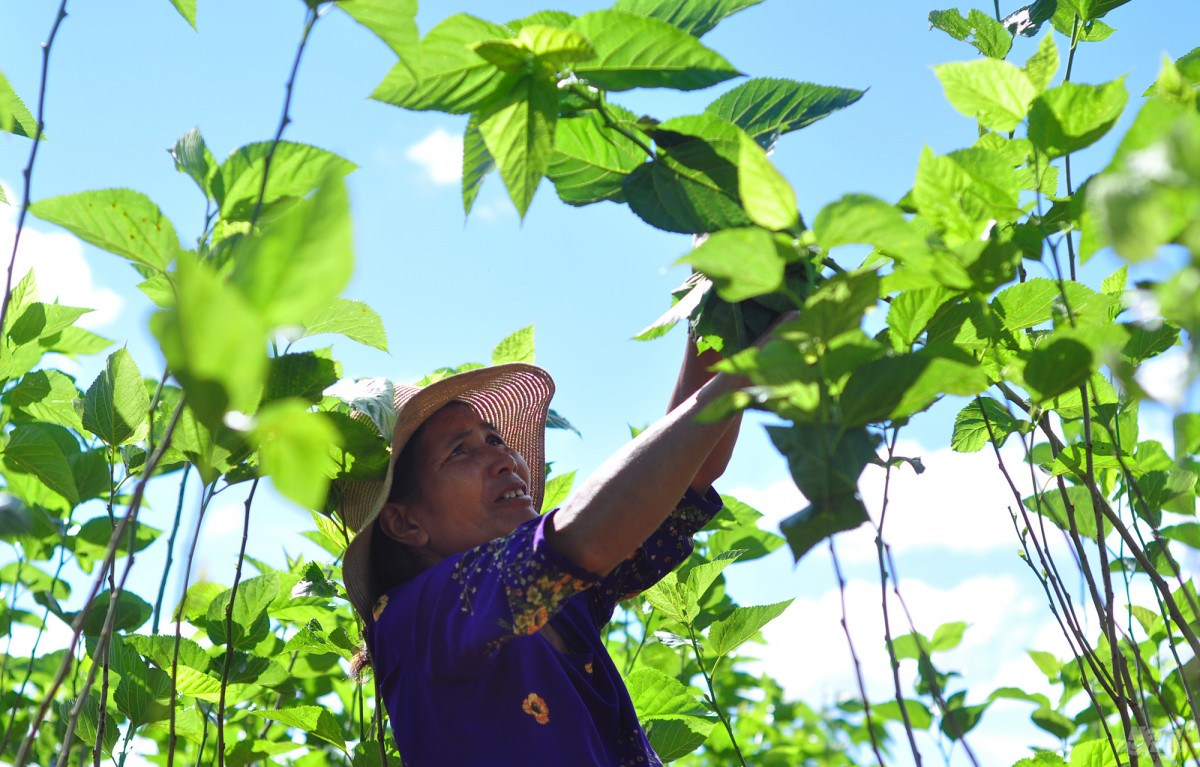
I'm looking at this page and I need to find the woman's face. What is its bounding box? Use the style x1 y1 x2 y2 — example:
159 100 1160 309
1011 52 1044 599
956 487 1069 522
383 402 536 561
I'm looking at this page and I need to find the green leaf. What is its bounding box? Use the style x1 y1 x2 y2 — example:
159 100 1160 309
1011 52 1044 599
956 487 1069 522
230 174 354 328
931 9 1013 59
930 620 968 651
1175 413 1200 462
1028 78 1128 158
170 127 217 199
207 573 280 649
1023 33 1060 93
253 401 342 510
791 270 879 345
611 0 763 37
736 131 798 231
83 348 150 446
149 254 269 429
71 517 161 573
79 589 153 637
707 599 792 657
1067 739 1121 767
570 11 740 92
518 24 596 65
0 70 40 139
371 15 511 114
3 423 79 506
871 699 932 729
250 706 347 752
476 75 558 218
214 141 356 221
337 0 419 57
0 561 70 600
548 106 647 207
1061 0 1133 22
1023 485 1108 540
542 471 575 511
1023 338 1093 402
626 667 706 718
325 411 390 482
492 326 535 364
887 286 956 350
645 717 714 762
462 117 496 215
912 146 1022 244
934 58 1037 132
29 189 181 270
705 76 864 154
841 348 989 426
472 40 532 72
265 349 340 405
779 492 869 562
7 302 90 347
677 227 786 302
929 9 972 40
814 193 929 257
166 0 196 29
952 397 1023 452
301 298 388 352
3 370 86 431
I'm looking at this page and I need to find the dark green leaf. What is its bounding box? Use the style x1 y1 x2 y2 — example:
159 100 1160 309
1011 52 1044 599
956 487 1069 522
325 411 391 482
3 423 79 506
790 270 879 345
28 189 180 270
207 573 280 649
706 77 864 150
83 348 149 446
841 347 988 426
371 15 511 114
265 350 340 405
952 397 1023 452
570 11 740 92
301 298 389 352
1023 485 1109 539
214 141 356 221
611 0 764 37
677 227 787 302
78 589 153 637
1028 78 1128 158
887 286 956 350
779 492 869 562
1061 0 1133 22
645 717 714 762
3 370 85 431
71 517 161 573
1023 338 1093 402
940 691 989 740
7 302 90 346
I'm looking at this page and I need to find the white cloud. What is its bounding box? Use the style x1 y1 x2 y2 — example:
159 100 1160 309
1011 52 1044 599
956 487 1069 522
728 438 1036 564
0 187 123 328
1135 347 1195 409
405 128 463 185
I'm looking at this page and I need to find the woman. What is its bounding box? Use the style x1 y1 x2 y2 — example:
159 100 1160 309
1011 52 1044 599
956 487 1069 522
338 338 748 766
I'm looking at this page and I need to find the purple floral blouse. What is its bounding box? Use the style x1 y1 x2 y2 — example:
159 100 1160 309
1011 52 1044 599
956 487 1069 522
367 487 722 766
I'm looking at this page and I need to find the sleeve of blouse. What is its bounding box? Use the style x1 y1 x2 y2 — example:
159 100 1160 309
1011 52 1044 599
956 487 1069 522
373 513 600 680
591 485 723 622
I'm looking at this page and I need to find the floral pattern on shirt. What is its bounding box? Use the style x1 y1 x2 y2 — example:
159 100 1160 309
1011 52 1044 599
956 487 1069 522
522 692 550 725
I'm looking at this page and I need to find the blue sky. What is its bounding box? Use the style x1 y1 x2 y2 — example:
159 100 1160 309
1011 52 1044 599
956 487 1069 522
2 1 1199 763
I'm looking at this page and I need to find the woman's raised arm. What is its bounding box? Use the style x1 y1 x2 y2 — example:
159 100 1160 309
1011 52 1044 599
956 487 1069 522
545 335 746 578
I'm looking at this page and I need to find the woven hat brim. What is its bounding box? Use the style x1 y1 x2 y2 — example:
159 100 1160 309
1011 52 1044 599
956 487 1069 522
339 363 554 622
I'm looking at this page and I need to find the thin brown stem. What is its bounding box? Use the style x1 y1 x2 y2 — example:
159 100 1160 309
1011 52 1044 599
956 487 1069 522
829 540 885 767
216 478 260 767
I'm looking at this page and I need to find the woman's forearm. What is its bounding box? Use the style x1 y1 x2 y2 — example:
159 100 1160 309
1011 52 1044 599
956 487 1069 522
546 370 745 578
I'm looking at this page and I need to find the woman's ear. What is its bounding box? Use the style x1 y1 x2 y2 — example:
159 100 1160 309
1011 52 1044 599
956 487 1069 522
377 503 429 548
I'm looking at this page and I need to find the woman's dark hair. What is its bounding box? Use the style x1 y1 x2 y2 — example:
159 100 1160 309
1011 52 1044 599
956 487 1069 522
351 418 432 678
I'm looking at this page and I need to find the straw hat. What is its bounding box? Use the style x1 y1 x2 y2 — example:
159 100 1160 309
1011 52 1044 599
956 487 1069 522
337 363 555 623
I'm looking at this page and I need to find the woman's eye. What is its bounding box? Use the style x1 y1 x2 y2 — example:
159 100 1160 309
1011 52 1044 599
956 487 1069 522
488 435 505 446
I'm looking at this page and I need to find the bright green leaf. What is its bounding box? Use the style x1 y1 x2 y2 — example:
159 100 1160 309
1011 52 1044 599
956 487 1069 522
611 0 763 37
736 131 798 231
170 127 216 199
337 0 418 57
518 24 595 65
814 193 929 257
476 75 558 218
707 599 793 657
29 189 181 270
3 423 79 506
166 0 196 29
1024 33 1060 93
952 397 1023 452
462 117 496 214
1028 78 1128 158
934 58 1037 132
253 401 343 510
492 326 535 364
706 77 864 149
231 174 354 328
0 70 40 139
570 11 740 92
677 227 786 302
215 141 356 221
83 348 149 446
542 471 575 511
249 706 347 753
301 298 388 352
3 370 86 432
548 106 647 207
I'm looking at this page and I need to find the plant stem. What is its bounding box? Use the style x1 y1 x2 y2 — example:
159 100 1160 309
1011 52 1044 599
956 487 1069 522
829 540 886 767
0 0 68 341
153 466 192 635
686 623 748 767
216 478 260 767
249 6 320 228
568 84 657 160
